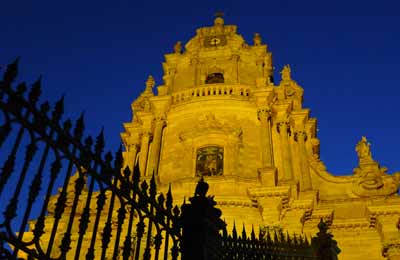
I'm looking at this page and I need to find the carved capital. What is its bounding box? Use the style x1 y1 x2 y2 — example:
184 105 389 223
257 107 271 121
383 241 400 259
276 121 290 134
153 114 167 126
231 53 240 61
294 130 307 142
127 143 139 153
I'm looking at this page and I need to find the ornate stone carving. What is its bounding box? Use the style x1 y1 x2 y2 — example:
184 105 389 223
145 75 155 93
382 239 400 259
276 121 290 135
278 65 304 109
294 130 307 142
355 136 373 164
257 107 271 121
352 137 399 197
281 65 292 82
253 33 262 46
180 113 242 140
132 75 155 113
174 41 182 54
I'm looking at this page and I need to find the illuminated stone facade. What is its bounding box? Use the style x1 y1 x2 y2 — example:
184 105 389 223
121 16 400 260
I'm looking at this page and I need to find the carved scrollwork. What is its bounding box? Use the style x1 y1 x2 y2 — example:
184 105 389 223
352 162 398 197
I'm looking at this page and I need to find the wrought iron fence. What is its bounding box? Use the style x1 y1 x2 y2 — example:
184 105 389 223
220 226 314 259
0 59 181 260
0 60 336 260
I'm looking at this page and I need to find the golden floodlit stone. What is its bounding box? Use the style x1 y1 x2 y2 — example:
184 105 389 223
121 17 400 260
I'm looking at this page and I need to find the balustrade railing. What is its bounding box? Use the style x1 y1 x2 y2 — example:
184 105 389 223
171 84 251 105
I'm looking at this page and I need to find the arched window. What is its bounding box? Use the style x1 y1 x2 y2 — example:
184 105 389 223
196 146 223 177
205 73 224 84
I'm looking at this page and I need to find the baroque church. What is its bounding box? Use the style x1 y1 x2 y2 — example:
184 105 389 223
119 16 400 259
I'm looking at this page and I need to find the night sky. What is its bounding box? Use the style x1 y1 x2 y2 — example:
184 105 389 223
1 0 400 175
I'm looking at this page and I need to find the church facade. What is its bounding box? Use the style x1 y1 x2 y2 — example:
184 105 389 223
121 16 400 260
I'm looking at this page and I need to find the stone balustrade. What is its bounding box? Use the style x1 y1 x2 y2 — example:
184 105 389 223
171 84 251 105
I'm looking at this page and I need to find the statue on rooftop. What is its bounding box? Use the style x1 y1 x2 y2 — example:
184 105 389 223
174 41 182 54
281 65 292 82
253 33 262 46
355 136 373 163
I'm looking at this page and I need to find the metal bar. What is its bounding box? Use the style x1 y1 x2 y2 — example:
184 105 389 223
45 145 77 257
14 130 54 256
100 177 118 260
73 167 98 260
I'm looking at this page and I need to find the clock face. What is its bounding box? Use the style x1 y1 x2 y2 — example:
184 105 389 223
204 35 227 47
210 37 221 46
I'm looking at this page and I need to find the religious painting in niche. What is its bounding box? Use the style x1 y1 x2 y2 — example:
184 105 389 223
205 73 224 84
196 146 223 177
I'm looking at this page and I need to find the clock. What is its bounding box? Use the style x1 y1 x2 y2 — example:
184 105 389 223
204 35 227 47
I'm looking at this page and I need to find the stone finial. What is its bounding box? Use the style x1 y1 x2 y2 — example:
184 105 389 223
355 136 373 163
145 75 155 92
174 41 182 54
281 65 292 82
253 33 262 46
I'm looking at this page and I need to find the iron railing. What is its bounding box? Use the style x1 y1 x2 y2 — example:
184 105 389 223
0 59 181 260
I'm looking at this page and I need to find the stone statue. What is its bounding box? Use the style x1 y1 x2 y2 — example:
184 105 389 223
281 65 292 82
355 136 373 163
145 75 155 93
253 33 262 46
174 41 182 54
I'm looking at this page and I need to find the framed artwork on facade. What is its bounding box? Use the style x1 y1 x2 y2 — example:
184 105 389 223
196 146 224 177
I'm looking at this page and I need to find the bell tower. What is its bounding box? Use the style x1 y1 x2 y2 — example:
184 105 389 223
121 16 400 260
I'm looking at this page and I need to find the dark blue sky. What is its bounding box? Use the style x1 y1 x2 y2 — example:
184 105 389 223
1 0 400 175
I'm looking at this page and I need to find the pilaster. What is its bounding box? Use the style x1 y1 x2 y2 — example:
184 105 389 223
147 95 171 179
277 121 294 182
139 131 151 176
291 110 312 191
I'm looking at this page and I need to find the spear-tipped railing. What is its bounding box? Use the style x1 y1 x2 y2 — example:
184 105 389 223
0 60 182 260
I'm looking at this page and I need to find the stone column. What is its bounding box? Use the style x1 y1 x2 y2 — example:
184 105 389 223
147 115 166 177
295 130 312 191
139 132 151 176
257 108 273 167
277 121 294 182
